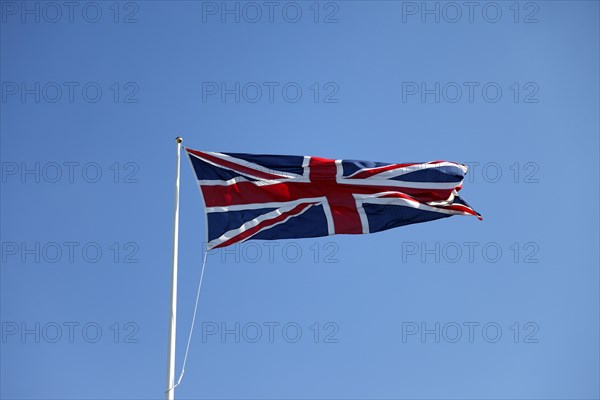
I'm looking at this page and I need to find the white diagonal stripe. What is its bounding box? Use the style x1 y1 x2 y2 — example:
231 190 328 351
347 161 467 180
337 178 461 190
355 192 475 217
204 151 301 180
207 202 315 249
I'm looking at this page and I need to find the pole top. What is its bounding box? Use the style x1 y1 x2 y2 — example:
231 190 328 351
175 137 183 144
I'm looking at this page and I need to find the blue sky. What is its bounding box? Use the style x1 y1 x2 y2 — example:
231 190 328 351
1 1 599 399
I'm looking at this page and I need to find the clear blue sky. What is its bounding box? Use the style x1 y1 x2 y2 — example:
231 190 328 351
1 1 599 399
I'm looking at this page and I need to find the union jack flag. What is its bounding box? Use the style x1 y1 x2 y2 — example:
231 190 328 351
185 148 482 250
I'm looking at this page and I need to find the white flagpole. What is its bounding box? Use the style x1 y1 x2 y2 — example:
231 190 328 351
166 136 183 400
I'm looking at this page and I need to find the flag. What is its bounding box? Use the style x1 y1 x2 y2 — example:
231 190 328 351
185 149 481 250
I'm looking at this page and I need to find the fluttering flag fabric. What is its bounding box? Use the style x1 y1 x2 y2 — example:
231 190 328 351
185 149 481 250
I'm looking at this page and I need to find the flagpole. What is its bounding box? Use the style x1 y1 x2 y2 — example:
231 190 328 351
166 136 183 400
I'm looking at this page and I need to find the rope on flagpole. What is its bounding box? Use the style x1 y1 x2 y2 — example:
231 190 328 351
166 249 209 393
